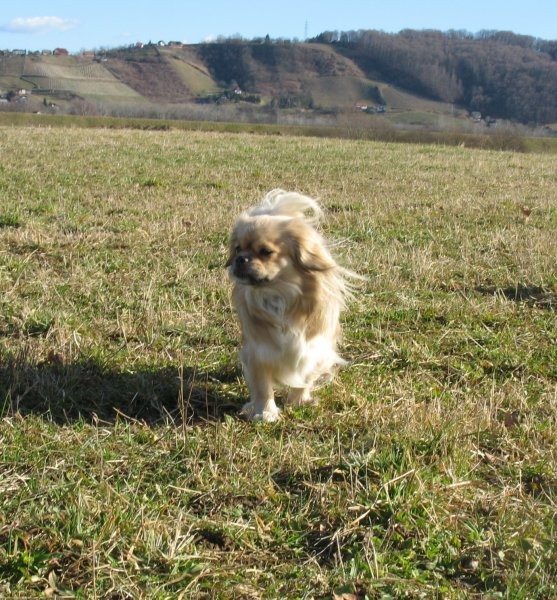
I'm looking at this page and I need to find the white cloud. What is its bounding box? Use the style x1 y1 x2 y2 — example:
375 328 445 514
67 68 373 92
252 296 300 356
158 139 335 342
2 16 78 34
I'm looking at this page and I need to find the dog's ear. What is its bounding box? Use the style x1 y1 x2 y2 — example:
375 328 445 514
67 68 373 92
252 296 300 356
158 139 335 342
224 232 238 267
286 220 335 272
224 241 235 268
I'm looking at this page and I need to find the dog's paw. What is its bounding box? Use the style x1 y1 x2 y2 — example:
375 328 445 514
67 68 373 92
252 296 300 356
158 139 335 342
286 388 315 407
240 401 281 422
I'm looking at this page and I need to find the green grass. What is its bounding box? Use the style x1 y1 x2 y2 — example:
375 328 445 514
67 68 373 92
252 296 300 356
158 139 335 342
0 125 556 598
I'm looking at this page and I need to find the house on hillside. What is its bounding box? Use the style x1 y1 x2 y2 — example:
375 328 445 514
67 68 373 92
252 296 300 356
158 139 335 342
53 48 69 56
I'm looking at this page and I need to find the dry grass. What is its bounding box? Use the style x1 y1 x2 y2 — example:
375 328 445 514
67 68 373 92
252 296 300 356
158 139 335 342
0 125 556 598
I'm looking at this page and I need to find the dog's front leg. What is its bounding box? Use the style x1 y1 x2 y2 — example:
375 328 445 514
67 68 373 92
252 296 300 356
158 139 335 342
240 361 280 422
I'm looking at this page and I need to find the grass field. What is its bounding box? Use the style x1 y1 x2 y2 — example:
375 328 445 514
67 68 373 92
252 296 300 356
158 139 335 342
0 125 556 598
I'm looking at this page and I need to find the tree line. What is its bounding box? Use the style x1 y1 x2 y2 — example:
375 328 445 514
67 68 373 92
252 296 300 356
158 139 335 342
311 29 557 124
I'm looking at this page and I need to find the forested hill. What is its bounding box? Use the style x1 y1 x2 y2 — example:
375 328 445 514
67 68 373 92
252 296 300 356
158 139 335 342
312 29 557 124
2 29 556 126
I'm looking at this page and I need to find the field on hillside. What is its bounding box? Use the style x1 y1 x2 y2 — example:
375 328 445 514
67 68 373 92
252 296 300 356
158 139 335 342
0 54 148 111
0 126 556 598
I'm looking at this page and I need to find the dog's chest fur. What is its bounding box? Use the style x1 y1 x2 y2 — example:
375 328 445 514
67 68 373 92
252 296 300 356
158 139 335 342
235 283 341 388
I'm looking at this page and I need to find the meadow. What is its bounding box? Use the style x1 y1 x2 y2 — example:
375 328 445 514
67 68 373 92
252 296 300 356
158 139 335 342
0 124 556 598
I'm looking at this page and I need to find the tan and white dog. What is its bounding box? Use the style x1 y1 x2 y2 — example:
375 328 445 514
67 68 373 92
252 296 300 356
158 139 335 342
226 189 360 421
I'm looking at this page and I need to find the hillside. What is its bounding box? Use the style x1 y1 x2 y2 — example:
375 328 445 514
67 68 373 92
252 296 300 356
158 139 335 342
1 32 556 127
0 44 476 129
318 29 557 124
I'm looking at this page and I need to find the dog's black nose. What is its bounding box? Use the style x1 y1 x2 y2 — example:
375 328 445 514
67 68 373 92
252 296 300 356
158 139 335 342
235 255 250 266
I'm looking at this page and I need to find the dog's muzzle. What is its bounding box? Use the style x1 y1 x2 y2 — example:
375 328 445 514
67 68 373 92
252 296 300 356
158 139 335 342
232 255 268 285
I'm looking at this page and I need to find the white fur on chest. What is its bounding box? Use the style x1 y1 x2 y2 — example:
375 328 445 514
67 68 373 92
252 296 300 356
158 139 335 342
258 290 287 319
241 287 342 388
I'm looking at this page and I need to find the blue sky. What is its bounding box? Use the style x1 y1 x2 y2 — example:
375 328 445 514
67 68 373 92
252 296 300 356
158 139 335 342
1 0 555 53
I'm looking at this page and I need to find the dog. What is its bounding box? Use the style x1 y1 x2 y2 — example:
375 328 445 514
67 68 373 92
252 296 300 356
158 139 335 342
226 189 360 421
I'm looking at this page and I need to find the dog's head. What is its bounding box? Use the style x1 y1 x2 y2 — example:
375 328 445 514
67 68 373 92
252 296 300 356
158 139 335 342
226 214 336 286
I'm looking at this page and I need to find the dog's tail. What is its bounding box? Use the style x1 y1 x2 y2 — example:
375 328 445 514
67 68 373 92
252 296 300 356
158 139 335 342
248 189 322 223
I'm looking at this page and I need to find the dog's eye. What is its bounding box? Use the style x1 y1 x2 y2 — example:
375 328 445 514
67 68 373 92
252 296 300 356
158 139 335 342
234 245 241 254
259 247 274 258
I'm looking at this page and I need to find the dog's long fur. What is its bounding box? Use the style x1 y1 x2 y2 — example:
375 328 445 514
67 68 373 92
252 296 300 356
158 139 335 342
226 189 359 421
